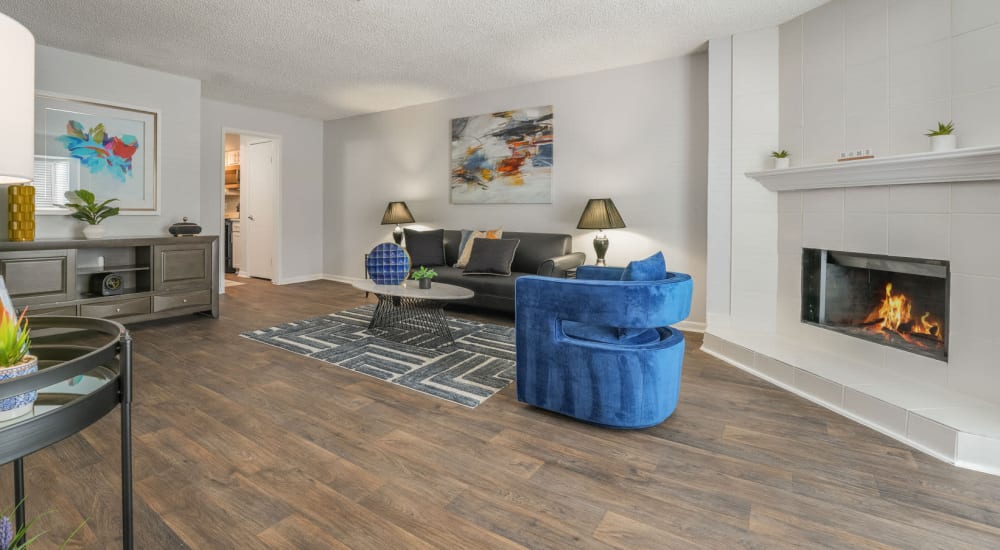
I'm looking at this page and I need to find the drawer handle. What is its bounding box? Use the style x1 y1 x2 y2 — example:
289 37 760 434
115 307 121 313
182 299 188 303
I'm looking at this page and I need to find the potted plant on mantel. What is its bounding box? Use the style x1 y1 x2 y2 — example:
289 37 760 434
0 296 34 422
61 190 119 239
771 150 790 169
411 266 437 289
926 121 957 152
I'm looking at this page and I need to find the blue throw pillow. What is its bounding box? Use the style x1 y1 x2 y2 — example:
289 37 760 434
618 251 666 338
621 251 666 281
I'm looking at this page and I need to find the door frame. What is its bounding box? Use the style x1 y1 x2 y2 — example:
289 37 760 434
218 127 283 285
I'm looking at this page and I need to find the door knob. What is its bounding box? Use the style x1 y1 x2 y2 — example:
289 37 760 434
248 215 256 221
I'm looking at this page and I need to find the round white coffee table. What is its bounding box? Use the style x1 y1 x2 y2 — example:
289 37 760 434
351 280 475 347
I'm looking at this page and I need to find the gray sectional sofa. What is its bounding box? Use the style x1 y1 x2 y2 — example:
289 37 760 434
433 230 585 313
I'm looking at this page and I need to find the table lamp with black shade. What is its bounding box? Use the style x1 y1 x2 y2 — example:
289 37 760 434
577 198 626 266
380 201 415 245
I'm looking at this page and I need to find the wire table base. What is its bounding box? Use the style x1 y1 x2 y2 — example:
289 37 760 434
368 295 457 347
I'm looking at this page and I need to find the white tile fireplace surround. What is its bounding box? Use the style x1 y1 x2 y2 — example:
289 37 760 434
704 146 1000 476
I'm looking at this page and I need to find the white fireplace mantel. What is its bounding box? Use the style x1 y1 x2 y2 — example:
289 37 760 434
746 145 1000 192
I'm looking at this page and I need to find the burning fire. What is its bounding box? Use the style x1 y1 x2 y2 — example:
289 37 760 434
862 283 943 347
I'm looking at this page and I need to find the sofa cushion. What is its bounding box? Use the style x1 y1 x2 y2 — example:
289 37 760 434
561 321 661 346
621 251 666 281
463 238 520 276
455 228 503 268
504 232 573 274
404 228 446 266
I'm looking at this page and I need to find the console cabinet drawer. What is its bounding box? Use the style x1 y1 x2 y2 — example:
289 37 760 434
27 304 78 317
153 290 211 312
80 297 151 319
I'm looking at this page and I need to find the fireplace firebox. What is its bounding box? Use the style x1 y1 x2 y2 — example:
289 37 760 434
801 249 949 361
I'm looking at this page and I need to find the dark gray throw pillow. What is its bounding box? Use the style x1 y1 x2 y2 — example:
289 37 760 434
463 238 520 276
404 228 446 266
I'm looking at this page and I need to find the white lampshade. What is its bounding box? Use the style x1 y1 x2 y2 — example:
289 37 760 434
0 12 35 184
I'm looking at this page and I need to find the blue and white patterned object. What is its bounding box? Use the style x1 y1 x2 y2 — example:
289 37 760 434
366 243 411 285
0 356 38 416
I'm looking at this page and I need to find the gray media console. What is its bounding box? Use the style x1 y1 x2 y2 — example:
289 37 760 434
0 235 219 323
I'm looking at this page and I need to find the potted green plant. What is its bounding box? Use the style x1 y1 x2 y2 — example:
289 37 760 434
771 150 790 169
60 190 119 239
0 303 34 422
411 266 437 289
926 121 956 152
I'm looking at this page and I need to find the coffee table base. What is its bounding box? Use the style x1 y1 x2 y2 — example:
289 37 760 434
368 295 457 347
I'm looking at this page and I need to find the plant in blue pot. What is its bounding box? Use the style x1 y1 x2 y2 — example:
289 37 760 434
0 300 34 422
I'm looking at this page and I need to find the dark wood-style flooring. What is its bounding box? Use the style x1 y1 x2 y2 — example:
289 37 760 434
3 276 1000 548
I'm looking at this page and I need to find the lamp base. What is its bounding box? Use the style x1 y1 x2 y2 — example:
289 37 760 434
392 225 404 245
593 233 609 266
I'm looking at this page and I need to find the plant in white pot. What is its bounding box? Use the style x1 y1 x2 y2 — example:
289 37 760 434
0 301 35 422
771 150 790 169
926 121 956 152
61 190 119 239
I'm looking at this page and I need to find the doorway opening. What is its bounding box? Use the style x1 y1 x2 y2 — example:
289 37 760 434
220 130 281 283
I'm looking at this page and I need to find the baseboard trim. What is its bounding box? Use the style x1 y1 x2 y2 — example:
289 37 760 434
320 273 357 284
675 320 706 333
274 273 327 285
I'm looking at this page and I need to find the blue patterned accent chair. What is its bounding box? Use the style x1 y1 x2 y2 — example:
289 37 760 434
515 260 693 428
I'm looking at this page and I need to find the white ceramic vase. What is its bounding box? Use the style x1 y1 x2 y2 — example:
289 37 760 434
773 157 790 169
930 134 957 152
0 355 39 422
83 224 106 239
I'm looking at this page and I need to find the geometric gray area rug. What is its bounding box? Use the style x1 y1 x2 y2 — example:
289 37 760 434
240 305 515 408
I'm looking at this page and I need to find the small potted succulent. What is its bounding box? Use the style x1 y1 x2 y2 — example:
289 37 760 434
0 302 34 422
926 121 956 152
411 266 437 289
771 150 790 169
61 190 120 239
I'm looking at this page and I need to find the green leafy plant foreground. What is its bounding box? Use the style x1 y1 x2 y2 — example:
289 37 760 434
411 266 438 280
925 121 955 136
770 150 789 158
60 190 120 225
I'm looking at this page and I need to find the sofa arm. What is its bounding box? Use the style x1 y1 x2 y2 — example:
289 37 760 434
536 252 586 277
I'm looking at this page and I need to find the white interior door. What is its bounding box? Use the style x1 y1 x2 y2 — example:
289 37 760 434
243 139 276 279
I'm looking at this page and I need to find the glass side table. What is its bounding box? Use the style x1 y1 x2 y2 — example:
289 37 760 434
0 316 133 549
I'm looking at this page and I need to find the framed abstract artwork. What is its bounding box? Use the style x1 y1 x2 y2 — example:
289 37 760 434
34 92 160 214
450 105 553 204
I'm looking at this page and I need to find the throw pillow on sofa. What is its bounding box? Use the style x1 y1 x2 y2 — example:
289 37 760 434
454 227 503 268
404 228 446 266
463 238 520 276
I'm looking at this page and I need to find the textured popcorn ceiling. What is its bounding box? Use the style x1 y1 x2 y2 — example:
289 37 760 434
0 0 825 119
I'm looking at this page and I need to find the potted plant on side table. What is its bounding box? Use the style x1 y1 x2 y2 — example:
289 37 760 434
61 190 119 239
0 297 34 422
411 266 437 289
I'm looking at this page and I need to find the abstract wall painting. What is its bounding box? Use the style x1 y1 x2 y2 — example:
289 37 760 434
35 92 159 214
451 105 553 204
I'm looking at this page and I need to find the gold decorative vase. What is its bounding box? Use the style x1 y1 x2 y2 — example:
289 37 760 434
7 184 35 242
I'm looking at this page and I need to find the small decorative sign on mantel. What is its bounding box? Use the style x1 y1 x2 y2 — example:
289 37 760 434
837 148 874 162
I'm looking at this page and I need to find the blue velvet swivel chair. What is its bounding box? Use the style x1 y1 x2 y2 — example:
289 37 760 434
515 262 693 428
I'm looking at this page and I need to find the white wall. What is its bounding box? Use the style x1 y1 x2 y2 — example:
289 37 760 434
705 29 781 333
779 0 1000 164
200 98 324 284
29 46 201 238
324 54 709 324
